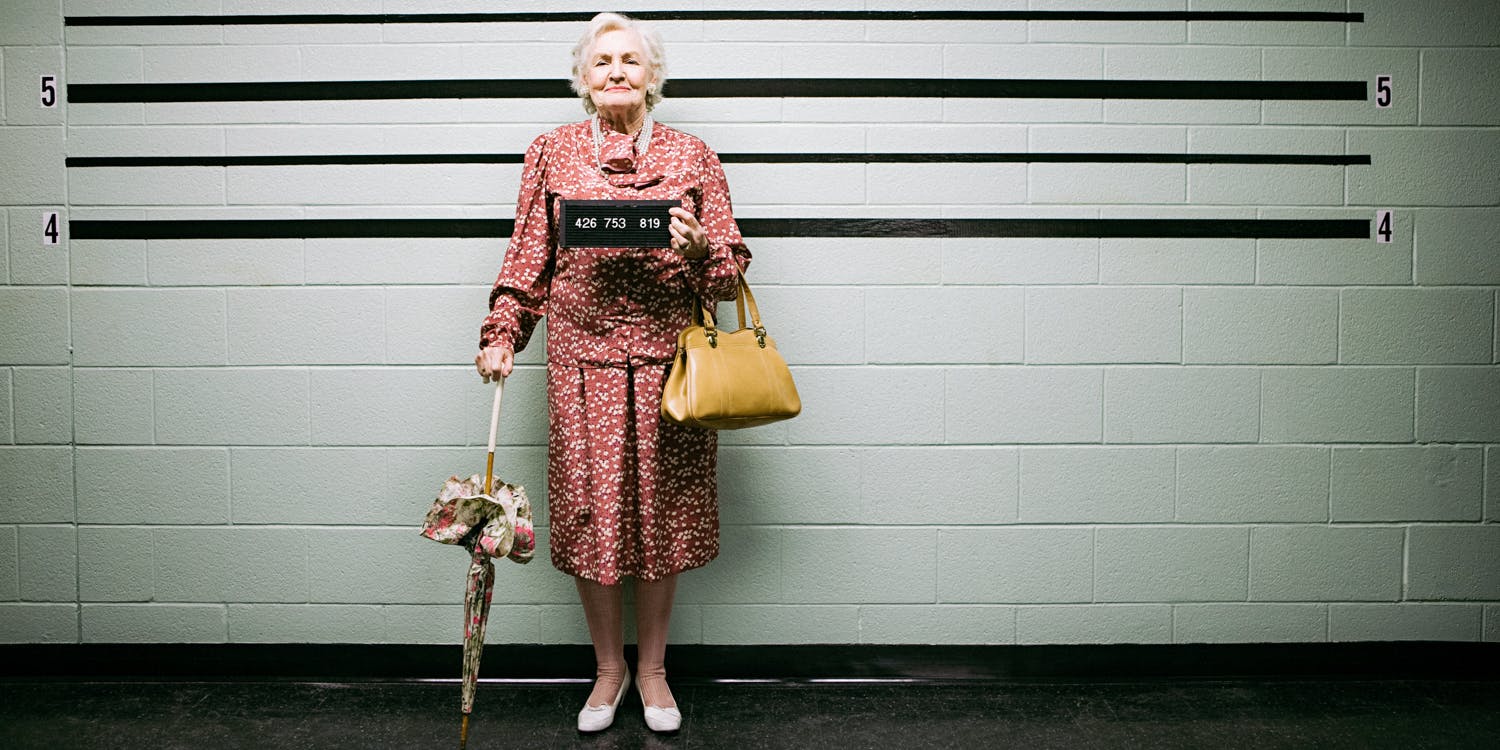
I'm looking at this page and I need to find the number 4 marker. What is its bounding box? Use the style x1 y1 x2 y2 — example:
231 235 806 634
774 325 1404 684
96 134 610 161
1375 209 1393 244
43 211 61 245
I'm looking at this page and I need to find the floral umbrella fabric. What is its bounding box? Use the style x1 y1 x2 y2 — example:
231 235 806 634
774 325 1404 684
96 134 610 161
420 472 535 730
421 473 535 563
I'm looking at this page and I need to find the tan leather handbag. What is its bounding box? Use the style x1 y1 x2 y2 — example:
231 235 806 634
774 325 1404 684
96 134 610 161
661 267 801 430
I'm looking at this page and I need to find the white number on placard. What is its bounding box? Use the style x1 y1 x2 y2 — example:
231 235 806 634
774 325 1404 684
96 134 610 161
1375 75 1392 108
43 211 60 245
41 75 58 108
1375 209 1393 244
574 217 596 229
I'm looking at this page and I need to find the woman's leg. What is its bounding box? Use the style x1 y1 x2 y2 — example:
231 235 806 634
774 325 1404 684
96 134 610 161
633 573 679 708
575 576 628 706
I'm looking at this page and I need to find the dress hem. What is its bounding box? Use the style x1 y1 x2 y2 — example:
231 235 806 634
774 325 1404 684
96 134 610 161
550 547 719 585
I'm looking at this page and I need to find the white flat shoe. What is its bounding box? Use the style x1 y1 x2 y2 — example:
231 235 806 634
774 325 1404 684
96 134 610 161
577 667 630 733
639 686 682 733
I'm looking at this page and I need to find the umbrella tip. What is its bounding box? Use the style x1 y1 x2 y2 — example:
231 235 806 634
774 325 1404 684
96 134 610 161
460 713 470 749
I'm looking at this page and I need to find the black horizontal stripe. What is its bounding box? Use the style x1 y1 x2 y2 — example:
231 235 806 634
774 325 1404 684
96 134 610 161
68 218 1368 241
67 78 1367 104
721 153 1374 165
66 153 1372 168
67 154 526 167
747 219 1368 239
65 11 1364 26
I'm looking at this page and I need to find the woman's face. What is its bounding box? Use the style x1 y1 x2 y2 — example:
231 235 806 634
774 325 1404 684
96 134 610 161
586 29 652 121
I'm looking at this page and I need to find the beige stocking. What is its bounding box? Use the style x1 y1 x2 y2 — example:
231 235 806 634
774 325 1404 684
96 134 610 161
575 576 627 707
634 573 679 708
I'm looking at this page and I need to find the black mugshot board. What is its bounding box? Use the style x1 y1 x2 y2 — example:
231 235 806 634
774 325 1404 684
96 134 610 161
559 200 678 248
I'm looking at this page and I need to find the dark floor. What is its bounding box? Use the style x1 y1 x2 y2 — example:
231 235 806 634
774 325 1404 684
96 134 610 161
2 678 1498 749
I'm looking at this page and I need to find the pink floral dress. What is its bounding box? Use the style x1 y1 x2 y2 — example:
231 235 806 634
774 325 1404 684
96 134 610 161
479 119 750 585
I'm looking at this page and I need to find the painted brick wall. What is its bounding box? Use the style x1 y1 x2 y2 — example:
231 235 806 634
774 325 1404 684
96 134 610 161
1 0 1497 646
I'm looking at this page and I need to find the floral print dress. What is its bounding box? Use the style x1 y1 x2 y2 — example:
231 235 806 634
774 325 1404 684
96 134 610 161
480 119 750 585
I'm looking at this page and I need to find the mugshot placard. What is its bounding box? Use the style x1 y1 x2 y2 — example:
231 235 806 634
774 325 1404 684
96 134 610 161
559 199 678 248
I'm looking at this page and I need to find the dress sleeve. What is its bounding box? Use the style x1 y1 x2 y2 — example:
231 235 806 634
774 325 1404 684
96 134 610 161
479 133 554 353
682 146 752 304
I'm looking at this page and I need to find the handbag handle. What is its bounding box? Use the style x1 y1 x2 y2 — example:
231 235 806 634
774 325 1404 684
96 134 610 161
733 267 763 332
697 265 766 345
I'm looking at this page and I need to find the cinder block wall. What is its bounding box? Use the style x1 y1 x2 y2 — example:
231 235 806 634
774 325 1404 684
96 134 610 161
1 0 1498 646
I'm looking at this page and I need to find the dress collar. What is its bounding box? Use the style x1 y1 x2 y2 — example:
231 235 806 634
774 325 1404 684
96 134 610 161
590 115 663 189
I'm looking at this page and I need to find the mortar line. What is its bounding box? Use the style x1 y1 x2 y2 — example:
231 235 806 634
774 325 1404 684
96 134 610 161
1098 368 1106 444
1172 448 1180 522
1409 206 1418 285
1246 524 1254 604
1327 446 1334 523
1013 447 1021 524
0 209 9 283
1258 48 1267 125
1401 526 1410 602
1412 367 1419 444
91 521 1451 530
940 369 949 445
303 524 312 606
1341 126 1351 211
1019 287 1027 364
8 523 18 606
1491 289 1497 364
221 287 229 367
777 525 785 607
928 527 938 608
62 33 82 644
1089 527 1097 604
1335 287 1343 364
1344 145 1361 217
1416 50 1424 127
1483 447 1491 524
150 370 157 445
225 447 233 526
1223 525 1247 607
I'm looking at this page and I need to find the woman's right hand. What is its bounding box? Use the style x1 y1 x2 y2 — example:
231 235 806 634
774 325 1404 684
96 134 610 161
475 345 514 383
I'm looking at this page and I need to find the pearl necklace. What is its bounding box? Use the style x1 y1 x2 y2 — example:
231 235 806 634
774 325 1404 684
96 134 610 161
591 113 653 173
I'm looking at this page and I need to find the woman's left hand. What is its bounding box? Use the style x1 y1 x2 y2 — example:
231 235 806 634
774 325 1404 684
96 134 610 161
668 206 709 259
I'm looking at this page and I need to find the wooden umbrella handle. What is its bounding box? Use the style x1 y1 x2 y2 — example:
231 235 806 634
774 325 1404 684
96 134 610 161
484 377 504 495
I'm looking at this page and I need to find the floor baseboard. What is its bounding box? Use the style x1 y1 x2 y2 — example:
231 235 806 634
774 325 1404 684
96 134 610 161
3 641 1497 682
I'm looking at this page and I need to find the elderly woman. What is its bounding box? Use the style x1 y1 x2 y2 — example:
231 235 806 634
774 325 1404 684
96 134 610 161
473 11 748 734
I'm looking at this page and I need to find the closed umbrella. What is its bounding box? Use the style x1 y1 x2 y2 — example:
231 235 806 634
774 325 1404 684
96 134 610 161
419 378 535 749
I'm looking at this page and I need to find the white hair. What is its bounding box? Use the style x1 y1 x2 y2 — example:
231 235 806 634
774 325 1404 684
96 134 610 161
569 12 667 114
